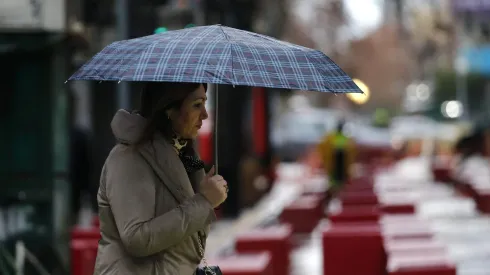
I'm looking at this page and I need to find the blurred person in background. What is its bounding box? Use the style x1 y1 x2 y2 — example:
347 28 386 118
431 140 454 183
451 132 489 185
94 82 227 275
484 129 490 157
406 139 423 157
318 120 356 204
395 141 408 161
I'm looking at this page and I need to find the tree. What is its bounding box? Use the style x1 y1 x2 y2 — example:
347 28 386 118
407 2 455 78
284 0 350 108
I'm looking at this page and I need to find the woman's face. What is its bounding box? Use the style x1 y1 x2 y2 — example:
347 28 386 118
169 84 208 139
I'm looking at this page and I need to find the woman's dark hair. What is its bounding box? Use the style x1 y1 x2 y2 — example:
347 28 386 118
135 82 207 150
456 133 482 157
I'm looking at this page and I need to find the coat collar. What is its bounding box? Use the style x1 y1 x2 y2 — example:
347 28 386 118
137 133 204 203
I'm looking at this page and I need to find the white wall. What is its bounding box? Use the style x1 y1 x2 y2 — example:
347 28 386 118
0 0 66 31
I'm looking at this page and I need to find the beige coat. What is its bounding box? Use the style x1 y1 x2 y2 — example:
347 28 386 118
94 110 216 275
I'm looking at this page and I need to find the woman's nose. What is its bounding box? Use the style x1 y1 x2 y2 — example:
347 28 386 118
201 107 209 120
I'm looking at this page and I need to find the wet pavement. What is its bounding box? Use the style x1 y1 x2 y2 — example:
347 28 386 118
289 223 327 275
381 158 490 275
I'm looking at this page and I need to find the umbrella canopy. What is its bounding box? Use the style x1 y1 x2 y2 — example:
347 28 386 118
69 25 361 94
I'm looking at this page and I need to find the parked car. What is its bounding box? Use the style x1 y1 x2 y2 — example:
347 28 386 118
271 109 339 162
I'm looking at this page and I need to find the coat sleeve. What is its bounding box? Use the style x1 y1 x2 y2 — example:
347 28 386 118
105 147 216 258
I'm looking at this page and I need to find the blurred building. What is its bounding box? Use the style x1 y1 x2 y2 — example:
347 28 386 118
453 0 490 75
343 24 414 111
377 0 457 115
0 0 75 270
451 0 490 123
0 0 202 269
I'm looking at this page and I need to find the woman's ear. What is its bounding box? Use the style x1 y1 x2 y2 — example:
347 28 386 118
166 110 172 120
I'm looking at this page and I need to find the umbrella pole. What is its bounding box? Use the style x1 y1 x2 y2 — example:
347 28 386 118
214 85 219 174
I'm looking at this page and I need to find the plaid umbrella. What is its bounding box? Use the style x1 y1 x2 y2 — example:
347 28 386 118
69 25 361 93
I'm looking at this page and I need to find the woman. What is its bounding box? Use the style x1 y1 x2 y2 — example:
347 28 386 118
94 82 228 275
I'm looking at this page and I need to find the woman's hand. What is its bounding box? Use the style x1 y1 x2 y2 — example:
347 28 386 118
199 166 228 208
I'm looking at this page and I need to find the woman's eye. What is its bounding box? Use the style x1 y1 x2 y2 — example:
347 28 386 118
194 103 202 108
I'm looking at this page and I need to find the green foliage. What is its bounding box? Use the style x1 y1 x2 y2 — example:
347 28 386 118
372 108 391 128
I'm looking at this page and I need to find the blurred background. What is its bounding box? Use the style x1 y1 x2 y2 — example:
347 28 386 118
2 0 490 274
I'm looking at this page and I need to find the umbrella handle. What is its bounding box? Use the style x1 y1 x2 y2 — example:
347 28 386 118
214 85 219 175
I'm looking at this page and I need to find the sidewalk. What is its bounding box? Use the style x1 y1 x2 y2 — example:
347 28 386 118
205 163 306 257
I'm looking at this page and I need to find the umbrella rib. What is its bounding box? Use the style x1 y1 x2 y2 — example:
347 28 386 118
304 50 362 94
129 40 162 81
218 26 236 87
302 51 336 93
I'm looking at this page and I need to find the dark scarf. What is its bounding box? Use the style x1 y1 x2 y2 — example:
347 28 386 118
170 135 205 173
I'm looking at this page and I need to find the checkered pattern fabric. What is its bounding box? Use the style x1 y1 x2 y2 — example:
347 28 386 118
69 25 361 93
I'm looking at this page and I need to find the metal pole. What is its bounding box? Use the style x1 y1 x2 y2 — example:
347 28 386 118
456 70 468 120
115 0 131 110
486 83 490 119
192 0 205 26
455 15 469 121
394 0 404 37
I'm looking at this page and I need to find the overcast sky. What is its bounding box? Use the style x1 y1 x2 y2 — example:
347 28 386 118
292 0 384 40
344 0 383 38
